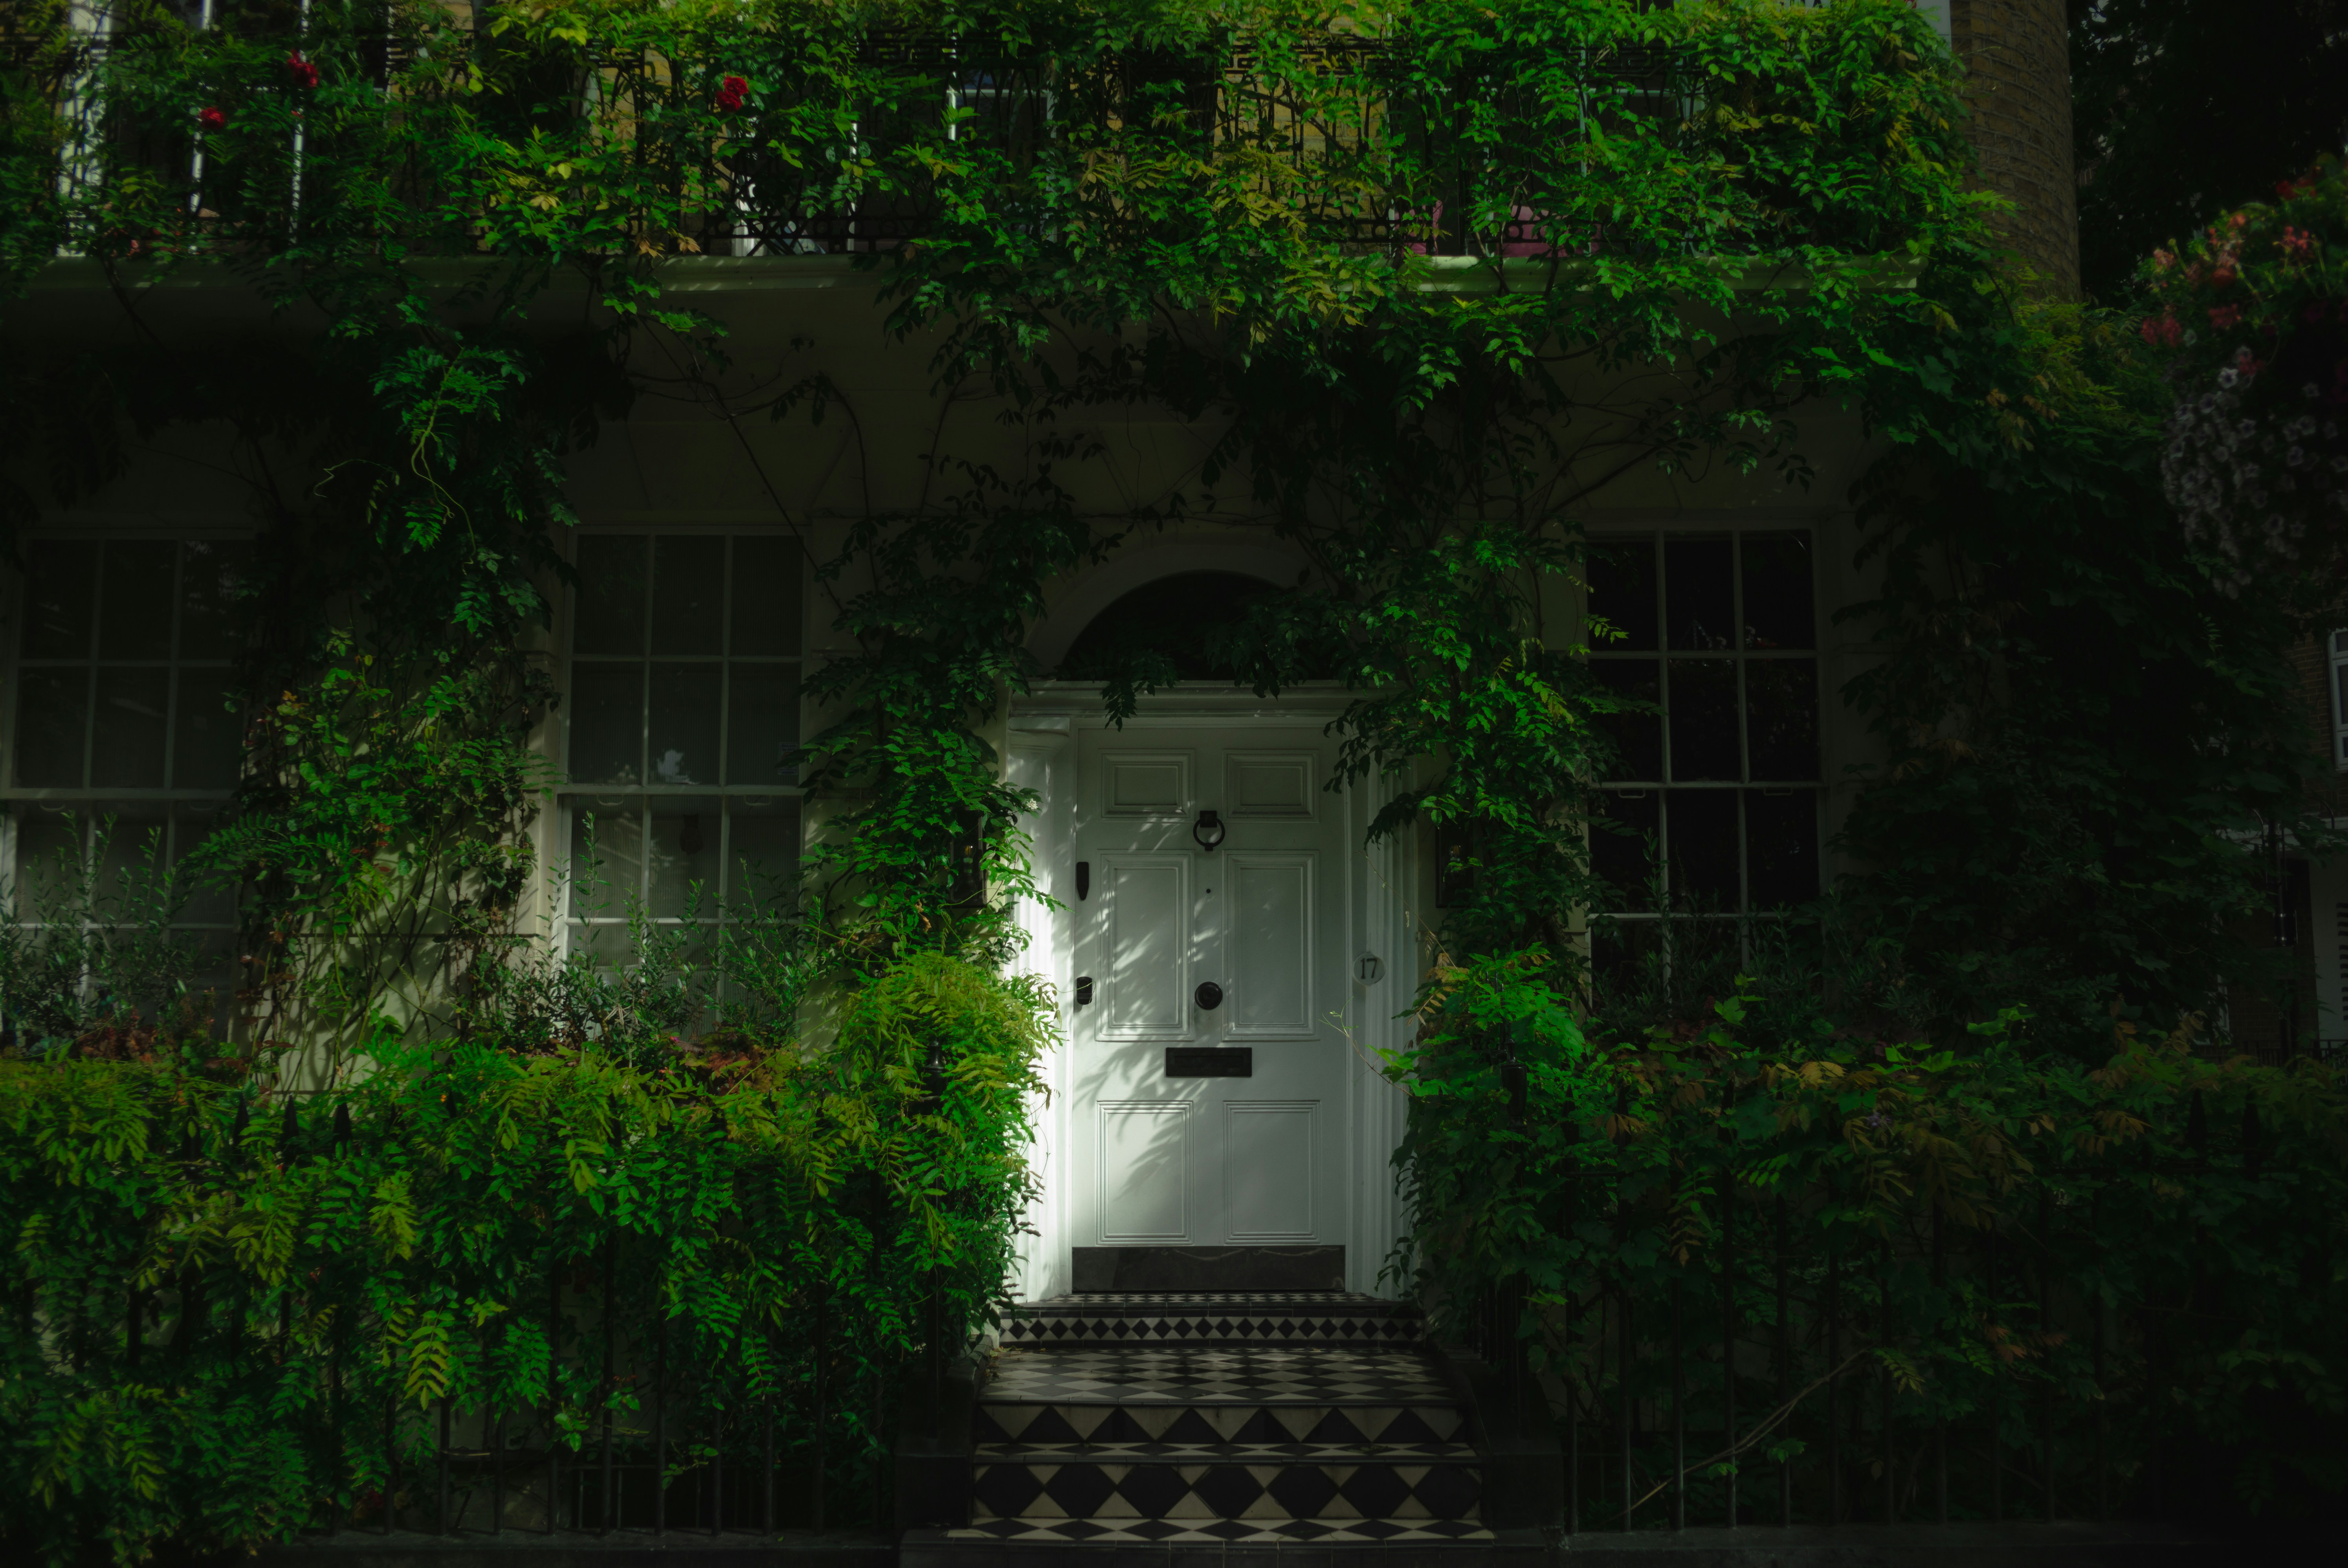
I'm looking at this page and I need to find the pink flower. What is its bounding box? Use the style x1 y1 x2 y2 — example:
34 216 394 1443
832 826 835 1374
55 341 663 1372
2280 226 2315 258
2139 315 2183 347
2209 304 2243 330
715 73 748 112
198 106 227 130
2151 247 2175 272
285 52 319 91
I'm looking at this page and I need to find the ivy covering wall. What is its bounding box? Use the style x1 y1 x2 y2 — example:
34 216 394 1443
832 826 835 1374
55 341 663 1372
3 0 2347 1553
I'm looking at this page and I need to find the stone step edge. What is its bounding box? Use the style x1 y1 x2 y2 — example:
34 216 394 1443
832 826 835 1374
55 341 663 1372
974 1443 1481 1463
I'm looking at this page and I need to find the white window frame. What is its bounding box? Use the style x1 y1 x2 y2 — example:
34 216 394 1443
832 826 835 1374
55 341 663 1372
1582 526 1826 924
555 528 807 962
0 531 251 1035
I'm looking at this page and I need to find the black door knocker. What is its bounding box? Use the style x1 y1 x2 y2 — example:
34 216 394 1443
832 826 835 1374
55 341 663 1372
1192 809 1226 852
1194 980 1224 1011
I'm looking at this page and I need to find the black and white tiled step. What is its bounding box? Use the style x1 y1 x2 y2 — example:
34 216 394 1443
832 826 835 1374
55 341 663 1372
928 1319 1497 1552
1002 1291 1426 1348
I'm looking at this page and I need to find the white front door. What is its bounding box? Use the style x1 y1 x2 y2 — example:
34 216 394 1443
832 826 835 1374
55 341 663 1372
1068 727 1353 1251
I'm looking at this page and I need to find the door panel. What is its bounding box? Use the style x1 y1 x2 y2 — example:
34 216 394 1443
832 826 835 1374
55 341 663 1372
1101 855 1190 1039
1224 1101 1316 1240
1227 854 1313 1038
1071 727 1350 1252
1225 751 1317 817
1100 1101 1191 1241
1104 751 1192 816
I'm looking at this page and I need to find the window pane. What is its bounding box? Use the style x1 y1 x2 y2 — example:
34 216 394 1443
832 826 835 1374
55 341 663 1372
172 668 241 789
651 536 725 656
95 808 172 904
22 541 95 660
1590 791 1660 912
730 536 803 656
567 798 644 918
1746 790 1820 910
11 809 84 913
13 669 88 787
726 663 800 786
1592 660 1660 781
1667 659 1738 781
1585 540 1658 651
570 921 637 970
1665 538 1734 652
566 665 643 785
92 669 170 788
573 535 648 655
1741 533 1815 651
1665 789 1739 912
1590 918 1663 1007
648 795 720 918
725 799 800 914
172 803 235 925
1746 659 1820 781
648 663 723 787
178 540 251 660
97 542 176 660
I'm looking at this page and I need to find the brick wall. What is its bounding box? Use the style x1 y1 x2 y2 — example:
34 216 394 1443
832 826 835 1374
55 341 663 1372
1950 0 2080 297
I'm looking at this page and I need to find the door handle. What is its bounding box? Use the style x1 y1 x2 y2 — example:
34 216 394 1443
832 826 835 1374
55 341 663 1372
1074 976 1094 1006
1194 981 1224 1011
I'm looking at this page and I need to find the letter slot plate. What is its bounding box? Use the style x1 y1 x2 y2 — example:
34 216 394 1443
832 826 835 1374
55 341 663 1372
1164 1047 1253 1078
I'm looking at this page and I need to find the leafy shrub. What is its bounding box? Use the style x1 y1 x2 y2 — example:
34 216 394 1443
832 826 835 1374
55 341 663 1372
1384 947 2348 1522
0 952 1054 1565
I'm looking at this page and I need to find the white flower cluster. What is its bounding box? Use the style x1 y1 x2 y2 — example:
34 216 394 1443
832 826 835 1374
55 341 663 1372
2161 348 2348 594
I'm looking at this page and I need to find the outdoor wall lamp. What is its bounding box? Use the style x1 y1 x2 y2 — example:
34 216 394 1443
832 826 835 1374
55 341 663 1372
1192 809 1226 852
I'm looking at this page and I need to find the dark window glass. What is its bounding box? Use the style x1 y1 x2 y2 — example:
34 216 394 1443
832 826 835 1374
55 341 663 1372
1666 789 1739 910
13 669 87 787
1745 658 1820 780
1665 538 1734 652
1741 533 1815 651
22 542 94 659
729 537 802 657
726 664 799 786
573 535 648 655
98 542 176 661
648 795 721 918
1667 659 1738 780
1592 659 1660 780
1590 917 1663 1000
173 669 240 789
1060 571 1284 681
652 536 726 656
91 669 169 788
1586 541 1658 650
567 665 643 785
1746 790 1820 909
725 799 800 914
1590 791 1659 912
178 540 250 660
647 663 723 786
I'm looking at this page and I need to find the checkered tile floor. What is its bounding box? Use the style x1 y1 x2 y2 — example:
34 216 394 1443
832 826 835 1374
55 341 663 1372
982 1345 1452 1405
958 1295 1483 1547
1003 1291 1425 1347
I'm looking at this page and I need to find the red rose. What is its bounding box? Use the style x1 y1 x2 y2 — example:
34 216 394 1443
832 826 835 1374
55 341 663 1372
286 51 319 90
198 106 227 130
715 73 748 112
2209 304 2243 330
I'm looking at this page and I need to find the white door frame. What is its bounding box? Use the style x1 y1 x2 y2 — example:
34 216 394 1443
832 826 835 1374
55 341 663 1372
1007 684 1417 1298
